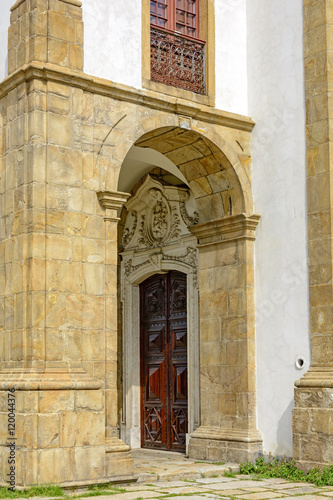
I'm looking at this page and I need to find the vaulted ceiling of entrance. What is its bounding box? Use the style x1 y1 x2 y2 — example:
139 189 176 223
134 127 245 222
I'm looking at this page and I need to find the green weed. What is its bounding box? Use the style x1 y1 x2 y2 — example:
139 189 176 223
224 470 236 478
0 485 65 499
239 456 333 486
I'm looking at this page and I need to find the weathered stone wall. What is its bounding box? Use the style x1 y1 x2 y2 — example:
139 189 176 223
292 0 333 469
0 389 105 485
8 0 83 73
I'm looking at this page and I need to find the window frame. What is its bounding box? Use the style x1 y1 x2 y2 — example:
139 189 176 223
142 0 215 107
150 0 202 41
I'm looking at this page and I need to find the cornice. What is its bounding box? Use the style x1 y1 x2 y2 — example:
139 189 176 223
191 426 263 444
190 213 261 245
11 0 81 10
0 62 256 132
295 366 333 388
0 369 101 390
97 190 130 211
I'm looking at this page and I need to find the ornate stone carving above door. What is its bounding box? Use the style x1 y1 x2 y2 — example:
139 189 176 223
121 175 198 251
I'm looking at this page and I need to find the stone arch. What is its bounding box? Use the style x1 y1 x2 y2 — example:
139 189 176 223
101 111 253 216
111 115 262 462
132 126 247 222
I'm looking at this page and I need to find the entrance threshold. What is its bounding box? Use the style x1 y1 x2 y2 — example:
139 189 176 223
132 448 239 483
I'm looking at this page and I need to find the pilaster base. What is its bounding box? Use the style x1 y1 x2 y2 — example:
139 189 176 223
293 369 333 470
0 369 113 486
188 426 263 463
105 437 135 480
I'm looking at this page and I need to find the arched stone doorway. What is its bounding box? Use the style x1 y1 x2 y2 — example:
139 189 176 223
119 174 200 452
116 126 262 462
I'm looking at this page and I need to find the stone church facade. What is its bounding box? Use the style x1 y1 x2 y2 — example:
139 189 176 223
0 0 332 487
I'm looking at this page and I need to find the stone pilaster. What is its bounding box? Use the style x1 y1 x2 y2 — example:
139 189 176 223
293 0 333 469
188 214 263 463
97 190 134 479
8 0 83 74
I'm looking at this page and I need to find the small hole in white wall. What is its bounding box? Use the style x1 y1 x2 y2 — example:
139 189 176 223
295 356 305 370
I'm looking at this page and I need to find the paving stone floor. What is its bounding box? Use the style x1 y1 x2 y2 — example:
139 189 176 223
80 450 333 500
18 450 333 500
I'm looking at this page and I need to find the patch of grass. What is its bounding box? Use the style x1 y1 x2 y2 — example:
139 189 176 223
0 483 128 499
78 491 125 498
224 470 236 478
80 484 126 497
0 485 65 499
239 456 333 487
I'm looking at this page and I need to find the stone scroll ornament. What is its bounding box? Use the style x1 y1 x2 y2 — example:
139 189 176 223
121 175 199 285
121 175 198 251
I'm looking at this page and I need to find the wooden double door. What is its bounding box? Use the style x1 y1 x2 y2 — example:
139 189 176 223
140 271 188 452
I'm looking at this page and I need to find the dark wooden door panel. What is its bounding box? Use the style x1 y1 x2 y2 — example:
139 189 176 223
140 271 188 452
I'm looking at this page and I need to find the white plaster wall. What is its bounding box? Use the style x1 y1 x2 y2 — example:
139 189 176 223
82 0 249 112
82 0 142 89
247 0 310 456
0 0 12 82
215 0 248 115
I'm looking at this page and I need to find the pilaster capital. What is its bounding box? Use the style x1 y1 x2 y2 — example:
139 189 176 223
97 190 130 222
190 213 261 246
97 190 130 211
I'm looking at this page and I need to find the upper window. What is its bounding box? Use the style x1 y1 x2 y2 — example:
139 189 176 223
150 0 199 39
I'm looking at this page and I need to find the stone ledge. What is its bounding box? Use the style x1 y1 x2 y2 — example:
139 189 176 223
0 369 102 390
11 0 82 10
190 213 261 246
0 62 256 132
190 426 263 444
295 367 333 388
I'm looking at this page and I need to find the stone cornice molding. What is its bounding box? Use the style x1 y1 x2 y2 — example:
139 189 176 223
190 213 261 246
0 62 256 132
0 369 102 390
97 190 130 223
191 426 263 444
11 0 82 10
97 190 130 211
295 367 333 388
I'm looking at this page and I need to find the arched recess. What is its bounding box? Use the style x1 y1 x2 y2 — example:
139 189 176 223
118 171 200 451
101 113 254 217
111 123 262 462
133 126 247 221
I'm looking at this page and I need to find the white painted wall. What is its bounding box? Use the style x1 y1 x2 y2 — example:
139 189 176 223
215 0 248 115
83 0 249 113
0 0 12 82
82 0 142 89
247 0 310 456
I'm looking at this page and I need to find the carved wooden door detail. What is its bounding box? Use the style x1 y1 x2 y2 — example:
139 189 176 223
140 271 188 452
